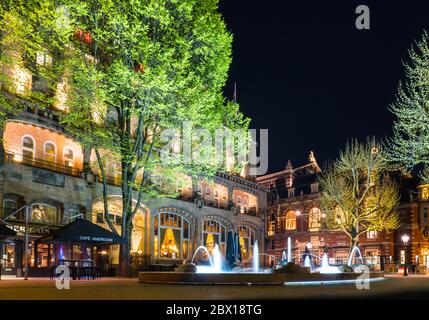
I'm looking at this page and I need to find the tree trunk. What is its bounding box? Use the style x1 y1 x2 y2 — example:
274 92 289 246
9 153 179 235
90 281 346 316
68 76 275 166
119 222 132 277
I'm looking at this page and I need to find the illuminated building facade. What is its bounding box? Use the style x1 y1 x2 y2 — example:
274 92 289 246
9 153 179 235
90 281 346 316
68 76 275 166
257 152 429 273
0 50 267 276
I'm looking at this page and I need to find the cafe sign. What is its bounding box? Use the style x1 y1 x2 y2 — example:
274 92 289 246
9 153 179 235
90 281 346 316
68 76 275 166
9 224 50 236
79 236 113 243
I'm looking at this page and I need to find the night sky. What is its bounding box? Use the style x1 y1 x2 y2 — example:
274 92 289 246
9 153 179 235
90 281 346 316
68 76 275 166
219 0 429 173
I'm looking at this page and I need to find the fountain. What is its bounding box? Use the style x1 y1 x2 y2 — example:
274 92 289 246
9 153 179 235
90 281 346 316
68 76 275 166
212 244 222 273
287 237 292 262
281 250 287 262
191 245 218 273
303 255 311 269
139 243 384 285
314 253 341 274
348 246 364 266
253 240 259 273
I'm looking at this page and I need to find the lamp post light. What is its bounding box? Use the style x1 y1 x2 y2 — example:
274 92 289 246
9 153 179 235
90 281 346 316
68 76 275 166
401 234 410 277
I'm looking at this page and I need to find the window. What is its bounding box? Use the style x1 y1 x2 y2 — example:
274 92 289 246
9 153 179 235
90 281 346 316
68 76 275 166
108 213 122 225
3 199 17 218
154 212 190 259
422 187 429 200
31 203 58 224
238 225 256 262
367 230 378 239
285 211 296 230
268 220 275 236
335 206 345 225
67 209 82 224
309 208 322 231
424 207 428 222
236 196 242 205
36 51 53 67
22 135 35 160
202 219 227 255
310 183 319 193
288 188 295 198
96 212 104 224
206 187 211 195
63 147 74 167
44 142 56 163
214 190 218 198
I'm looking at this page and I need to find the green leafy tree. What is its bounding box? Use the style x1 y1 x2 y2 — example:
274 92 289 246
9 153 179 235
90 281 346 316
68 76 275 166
0 0 249 275
319 139 400 250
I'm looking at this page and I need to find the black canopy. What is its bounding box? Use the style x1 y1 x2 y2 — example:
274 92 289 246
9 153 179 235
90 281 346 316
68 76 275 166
0 222 16 237
41 218 125 244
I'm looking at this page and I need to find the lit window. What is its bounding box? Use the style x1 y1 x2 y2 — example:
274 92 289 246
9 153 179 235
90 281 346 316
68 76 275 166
367 230 378 239
63 147 74 167
22 135 35 160
238 225 256 263
268 220 275 236
44 142 56 163
202 219 226 256
309 207 322 231
154 212 190 260
36 51 52 67
31 203 58 224
422 188 429 201
285 211 296 230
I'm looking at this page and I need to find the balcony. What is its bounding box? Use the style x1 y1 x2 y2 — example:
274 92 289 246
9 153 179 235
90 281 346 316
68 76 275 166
5 151 82 177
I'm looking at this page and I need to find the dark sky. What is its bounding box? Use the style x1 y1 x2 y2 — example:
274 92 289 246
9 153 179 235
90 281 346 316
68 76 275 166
219 0 429 174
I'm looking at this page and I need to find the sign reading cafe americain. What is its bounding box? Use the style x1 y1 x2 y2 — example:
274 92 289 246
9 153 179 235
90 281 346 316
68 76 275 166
79 236 114 242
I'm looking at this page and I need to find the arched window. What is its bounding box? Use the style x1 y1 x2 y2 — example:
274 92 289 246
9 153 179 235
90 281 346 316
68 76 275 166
108 212 122 226
63 147 74 167
237 225 256 262
285 211 296 230
309 207 322 231
335 206 345 225
31 203 58 224
3 199 17 218
44 141 56 163
154 212 190 260
22 135 35 160
202 219 227 255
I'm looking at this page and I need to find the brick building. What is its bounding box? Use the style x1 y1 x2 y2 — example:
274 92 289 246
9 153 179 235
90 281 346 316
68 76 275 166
257 152 429 272
0 49 267 276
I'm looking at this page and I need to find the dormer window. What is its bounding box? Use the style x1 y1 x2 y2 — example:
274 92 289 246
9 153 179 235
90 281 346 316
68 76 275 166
36 51 53 68
311 183 319 193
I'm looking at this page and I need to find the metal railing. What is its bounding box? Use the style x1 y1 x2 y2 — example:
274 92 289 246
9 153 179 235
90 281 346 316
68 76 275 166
5 151 82 177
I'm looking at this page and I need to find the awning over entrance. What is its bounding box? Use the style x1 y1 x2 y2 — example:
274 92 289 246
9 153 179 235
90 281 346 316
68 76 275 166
40 218 126 244
0 222 17 237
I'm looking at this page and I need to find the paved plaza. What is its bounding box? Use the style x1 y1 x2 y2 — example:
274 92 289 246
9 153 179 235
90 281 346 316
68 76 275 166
0 275 428 300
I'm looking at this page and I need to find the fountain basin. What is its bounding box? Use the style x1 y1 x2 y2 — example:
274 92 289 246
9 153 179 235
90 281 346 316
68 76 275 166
138 271 384 285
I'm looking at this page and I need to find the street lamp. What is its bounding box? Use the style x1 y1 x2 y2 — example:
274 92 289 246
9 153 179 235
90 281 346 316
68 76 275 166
401 234 410 277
